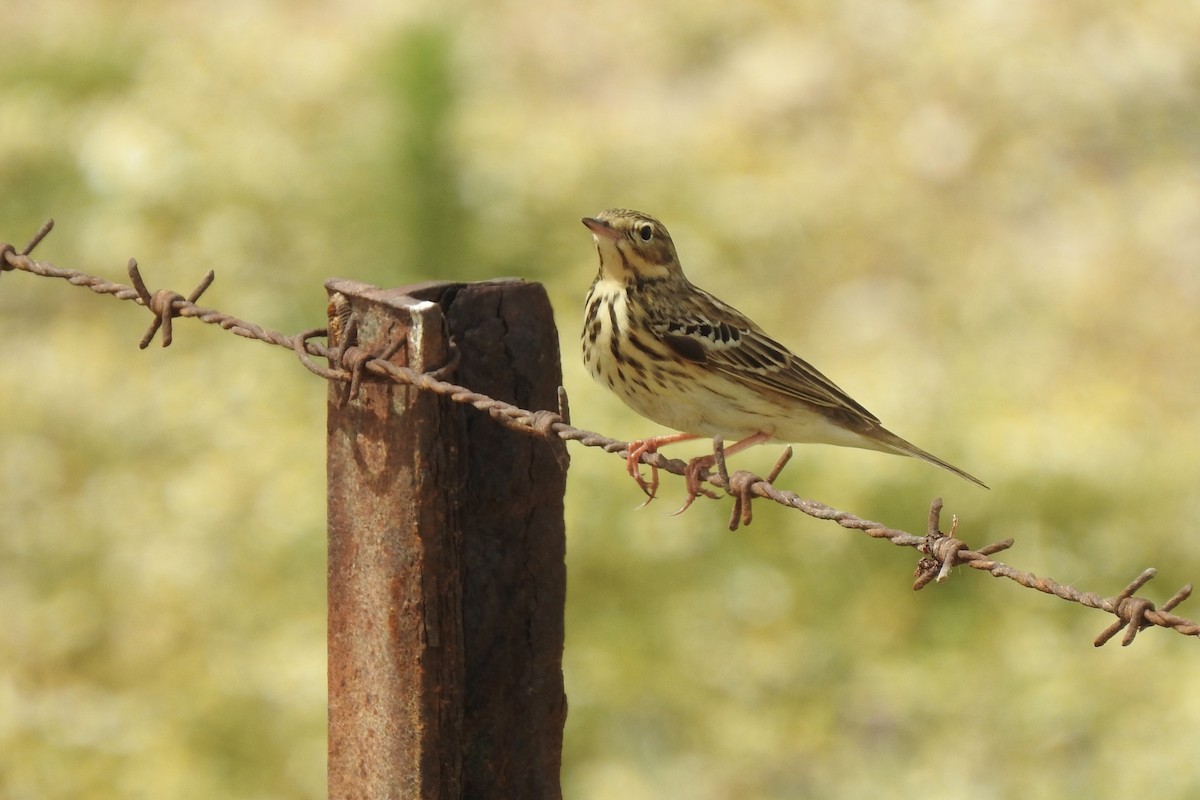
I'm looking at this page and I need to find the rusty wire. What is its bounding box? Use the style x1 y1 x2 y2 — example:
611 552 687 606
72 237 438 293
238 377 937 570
2 219 1197 647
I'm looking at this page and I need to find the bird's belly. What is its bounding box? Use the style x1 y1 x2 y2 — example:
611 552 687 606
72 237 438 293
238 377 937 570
588 350 773 440
590 348 879 449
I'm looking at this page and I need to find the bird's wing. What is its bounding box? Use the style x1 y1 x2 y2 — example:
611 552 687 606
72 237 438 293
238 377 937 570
656 288 881 425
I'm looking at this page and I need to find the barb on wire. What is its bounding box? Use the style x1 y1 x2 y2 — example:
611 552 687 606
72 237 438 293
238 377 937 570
3 219 1198 647
128 258 216 348
0 218 55 279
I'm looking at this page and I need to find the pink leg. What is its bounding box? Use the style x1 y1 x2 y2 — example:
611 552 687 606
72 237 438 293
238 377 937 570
625 432 701 503
671 431 773 516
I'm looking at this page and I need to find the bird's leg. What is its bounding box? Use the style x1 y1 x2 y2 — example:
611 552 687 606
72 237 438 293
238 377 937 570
625 432 701 504
671 431 772 516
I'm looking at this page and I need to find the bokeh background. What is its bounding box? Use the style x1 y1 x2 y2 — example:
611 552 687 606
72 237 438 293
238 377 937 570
3 1 1199 798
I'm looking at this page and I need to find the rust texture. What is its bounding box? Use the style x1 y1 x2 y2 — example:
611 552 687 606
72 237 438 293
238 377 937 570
325 278 566 799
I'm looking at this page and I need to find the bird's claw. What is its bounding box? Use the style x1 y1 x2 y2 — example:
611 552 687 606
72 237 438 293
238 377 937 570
626 440 661 505
668 455 720 515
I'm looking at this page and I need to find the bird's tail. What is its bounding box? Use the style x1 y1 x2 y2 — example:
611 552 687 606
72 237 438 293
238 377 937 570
870 427 989 489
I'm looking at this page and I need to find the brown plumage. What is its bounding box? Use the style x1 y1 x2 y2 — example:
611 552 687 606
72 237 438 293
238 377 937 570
581 208 986 492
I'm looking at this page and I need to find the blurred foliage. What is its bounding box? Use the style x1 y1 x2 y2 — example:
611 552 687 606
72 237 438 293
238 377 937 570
3 1 1200 798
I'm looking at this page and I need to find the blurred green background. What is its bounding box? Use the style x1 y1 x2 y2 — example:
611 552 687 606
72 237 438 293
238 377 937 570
3 2 1199 798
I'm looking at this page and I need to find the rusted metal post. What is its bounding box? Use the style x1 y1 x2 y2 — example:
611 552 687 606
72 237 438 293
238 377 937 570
326 278 567 800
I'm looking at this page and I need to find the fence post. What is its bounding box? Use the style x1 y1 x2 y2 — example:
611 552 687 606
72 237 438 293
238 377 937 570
325 278 568 800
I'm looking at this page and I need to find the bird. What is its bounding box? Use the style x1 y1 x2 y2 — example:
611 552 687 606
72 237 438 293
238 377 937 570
580 207 986 506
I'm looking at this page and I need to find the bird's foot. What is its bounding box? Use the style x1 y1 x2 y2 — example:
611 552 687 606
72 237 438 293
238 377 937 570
668 431 774 516
668 455 721 515
625 439 661 505
624 432 702 506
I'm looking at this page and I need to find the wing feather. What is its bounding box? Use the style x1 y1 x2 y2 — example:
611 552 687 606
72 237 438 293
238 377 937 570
655 286 881 425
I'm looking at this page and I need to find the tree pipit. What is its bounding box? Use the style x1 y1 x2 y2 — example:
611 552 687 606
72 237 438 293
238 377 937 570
581 208 986 509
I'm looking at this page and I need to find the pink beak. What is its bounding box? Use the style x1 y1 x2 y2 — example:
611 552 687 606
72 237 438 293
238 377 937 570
581 216 619 240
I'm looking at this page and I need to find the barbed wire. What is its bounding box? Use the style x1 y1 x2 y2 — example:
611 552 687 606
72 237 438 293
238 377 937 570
3 219 1196 647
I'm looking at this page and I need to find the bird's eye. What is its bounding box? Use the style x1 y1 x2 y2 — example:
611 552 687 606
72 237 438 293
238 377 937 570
637 223 653 242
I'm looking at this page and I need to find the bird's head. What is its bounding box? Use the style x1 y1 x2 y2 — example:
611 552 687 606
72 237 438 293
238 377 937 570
582 209 683 284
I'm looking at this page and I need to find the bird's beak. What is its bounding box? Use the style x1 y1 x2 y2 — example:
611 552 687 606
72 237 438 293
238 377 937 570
581 216 618 240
